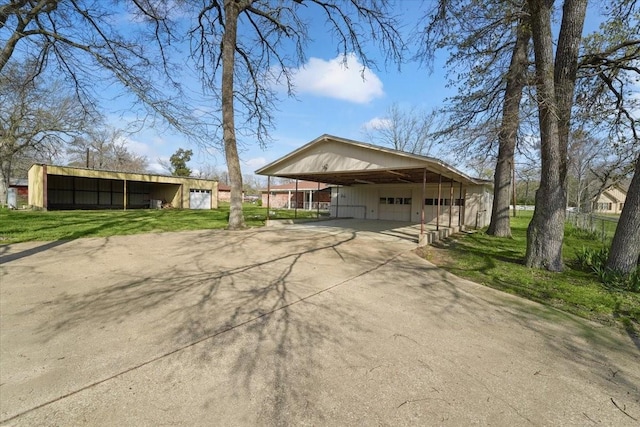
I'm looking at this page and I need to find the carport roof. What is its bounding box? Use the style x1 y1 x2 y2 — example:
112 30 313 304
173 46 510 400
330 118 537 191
255 134 489 187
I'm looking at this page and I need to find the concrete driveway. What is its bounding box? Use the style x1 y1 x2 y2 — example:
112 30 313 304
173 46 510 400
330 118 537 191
1 224 639 425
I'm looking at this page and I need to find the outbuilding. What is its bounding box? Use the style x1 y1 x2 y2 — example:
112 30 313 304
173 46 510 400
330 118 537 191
256 135 493 240
28 164 218 210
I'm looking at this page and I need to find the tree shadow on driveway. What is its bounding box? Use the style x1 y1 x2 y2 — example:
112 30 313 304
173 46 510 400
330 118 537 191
2 227 402 424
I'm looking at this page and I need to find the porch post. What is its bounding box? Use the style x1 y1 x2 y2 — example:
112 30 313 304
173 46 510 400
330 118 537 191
449 179 454 228
421 168 426 236
287 190 291 209
266 176 271 221
294 179 298 219
436 174 442 231
316 181 320 218
459 182 463 226
123 179 127 211
335 186 340 218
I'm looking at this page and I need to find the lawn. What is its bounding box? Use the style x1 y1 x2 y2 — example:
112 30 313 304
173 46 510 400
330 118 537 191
0 204 324 244
422 210 639 334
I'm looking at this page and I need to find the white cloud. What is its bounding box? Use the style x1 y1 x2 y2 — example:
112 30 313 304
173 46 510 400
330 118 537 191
243 157 268 169
362 116 392 131
288 53 384 104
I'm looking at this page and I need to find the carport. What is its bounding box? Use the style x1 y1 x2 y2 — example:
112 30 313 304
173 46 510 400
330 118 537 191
28 164 218 210
256 135 492 244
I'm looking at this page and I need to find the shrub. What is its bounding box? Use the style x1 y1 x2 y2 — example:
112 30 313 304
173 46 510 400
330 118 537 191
575 246 640 293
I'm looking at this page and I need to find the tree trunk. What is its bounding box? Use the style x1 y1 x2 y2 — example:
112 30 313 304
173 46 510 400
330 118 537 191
222 0 246 230
525 0 587 271
487 18 530 237
607 154 640 273
0 158 10 207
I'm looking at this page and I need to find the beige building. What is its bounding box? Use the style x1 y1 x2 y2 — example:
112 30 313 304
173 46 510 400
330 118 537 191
593 185 627 214
256 135 493 231
28 164 218 210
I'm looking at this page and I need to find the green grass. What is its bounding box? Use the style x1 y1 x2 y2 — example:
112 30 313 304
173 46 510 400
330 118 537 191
425 210 639 333
0 204 324 244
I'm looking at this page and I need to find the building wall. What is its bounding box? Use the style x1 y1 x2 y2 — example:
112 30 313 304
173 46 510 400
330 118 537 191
219 190 231 202
329 183 491 228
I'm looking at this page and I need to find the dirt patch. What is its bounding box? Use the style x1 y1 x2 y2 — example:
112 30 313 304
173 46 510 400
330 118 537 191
414 233 466 267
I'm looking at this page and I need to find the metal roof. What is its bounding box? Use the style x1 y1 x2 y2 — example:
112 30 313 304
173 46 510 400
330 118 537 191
255 134 489 187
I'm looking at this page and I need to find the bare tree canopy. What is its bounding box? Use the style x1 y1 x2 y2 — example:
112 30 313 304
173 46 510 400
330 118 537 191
363 103 439 156
66 127 149 173
0 58 89 206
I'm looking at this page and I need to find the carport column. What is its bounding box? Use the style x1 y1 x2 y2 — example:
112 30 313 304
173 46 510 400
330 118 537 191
123 179 127 210
317 181 320 217
308 189 312 210
437 174 442 231
267 176 271 221
420 168 426 236
294 179 298 219
335 186 340 218
459 182 463 226
449 180 454 228
287 190 291 209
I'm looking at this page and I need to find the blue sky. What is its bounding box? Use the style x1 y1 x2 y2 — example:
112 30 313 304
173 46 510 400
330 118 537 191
107 1 609 180
108 2 458 178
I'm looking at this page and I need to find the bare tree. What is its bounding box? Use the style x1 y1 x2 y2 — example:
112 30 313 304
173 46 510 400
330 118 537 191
189 0 404 229
567 130 600 211
66 127 148 173
0 59 88 206
363 103 439 156
1 0 209 148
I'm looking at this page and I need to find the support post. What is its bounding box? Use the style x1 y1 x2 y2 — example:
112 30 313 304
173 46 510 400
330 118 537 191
316 181 320 218
421 168 426 236
266 176 271 221
459 182 463 226
436 174 442 231
335 186 340 218
449 179 454 228
294 179 298 219
123 179 127 211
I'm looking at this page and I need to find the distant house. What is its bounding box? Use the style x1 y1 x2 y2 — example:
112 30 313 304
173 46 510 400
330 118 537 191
217 183 249 203
7 178 29 208
593 184 627 214
218 183 231 202
261 180 331 210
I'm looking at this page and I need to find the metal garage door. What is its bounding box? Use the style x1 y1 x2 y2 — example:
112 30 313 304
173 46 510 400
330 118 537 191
189 189 211 210
379 191 412 221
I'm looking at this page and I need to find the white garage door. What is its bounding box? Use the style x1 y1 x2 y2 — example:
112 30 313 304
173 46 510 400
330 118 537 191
379 192 412 221
189 189 211 210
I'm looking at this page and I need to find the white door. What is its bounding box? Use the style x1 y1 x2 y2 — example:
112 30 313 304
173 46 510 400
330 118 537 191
378 191 412 221
189 189 211 210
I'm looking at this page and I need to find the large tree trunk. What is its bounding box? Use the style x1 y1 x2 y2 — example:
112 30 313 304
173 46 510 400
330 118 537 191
222 0 246 230
607 154 640 273
525 0 587 271
487 18 530 237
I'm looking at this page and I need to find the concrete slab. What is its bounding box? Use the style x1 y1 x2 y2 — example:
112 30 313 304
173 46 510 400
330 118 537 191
1 227 639 425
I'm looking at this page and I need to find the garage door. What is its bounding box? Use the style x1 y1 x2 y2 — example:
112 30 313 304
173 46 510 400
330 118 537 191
379 192 412 221
189 189 211 210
